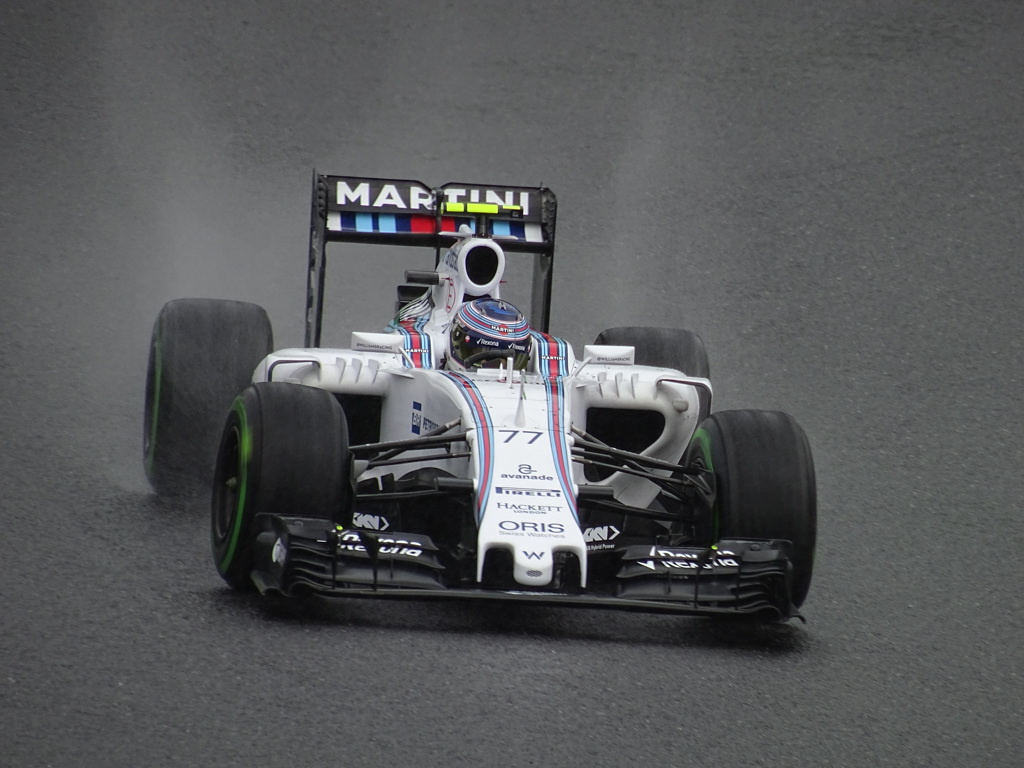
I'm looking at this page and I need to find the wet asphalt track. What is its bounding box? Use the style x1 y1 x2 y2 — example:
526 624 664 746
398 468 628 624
2 2 1022 766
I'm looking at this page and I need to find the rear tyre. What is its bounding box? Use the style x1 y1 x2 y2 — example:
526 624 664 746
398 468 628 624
211 382 351 590
684 410 816 607
594 326 711 419
143 298 273 495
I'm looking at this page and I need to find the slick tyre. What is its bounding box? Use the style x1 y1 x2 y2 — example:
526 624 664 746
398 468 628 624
684 410 816 607
594 326 711 419
211 382 351 590
143 299 273 496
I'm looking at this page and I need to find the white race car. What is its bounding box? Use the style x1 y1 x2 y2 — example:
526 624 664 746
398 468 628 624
144 174 816 621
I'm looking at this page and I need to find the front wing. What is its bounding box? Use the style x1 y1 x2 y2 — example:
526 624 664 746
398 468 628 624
250 514 803 622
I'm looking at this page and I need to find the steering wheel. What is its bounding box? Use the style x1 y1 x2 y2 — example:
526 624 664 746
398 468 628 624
462 349 515 367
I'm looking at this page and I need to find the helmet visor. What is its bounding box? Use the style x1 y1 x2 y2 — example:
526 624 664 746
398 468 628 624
451 331 530 370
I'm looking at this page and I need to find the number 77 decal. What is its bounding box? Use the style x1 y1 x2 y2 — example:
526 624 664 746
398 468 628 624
498 430 543 444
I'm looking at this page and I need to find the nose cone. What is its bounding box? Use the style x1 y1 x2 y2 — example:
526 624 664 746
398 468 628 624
513 548 553 586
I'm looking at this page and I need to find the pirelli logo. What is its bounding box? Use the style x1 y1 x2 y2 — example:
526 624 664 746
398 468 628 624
495 487 562 498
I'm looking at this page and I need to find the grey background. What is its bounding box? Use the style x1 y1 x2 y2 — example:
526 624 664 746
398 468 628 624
2 1 1021 766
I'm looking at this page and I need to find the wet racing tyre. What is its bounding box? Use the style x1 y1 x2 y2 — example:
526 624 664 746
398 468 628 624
143 298 273 495
594 326 710 377
594 326 711 420
211 382 352 590
684 409 816 608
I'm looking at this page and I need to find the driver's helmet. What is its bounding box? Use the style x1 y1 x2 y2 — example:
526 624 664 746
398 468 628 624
448 298 531 371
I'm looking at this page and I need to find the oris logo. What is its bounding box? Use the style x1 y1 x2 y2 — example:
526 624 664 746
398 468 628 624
498 521 565 534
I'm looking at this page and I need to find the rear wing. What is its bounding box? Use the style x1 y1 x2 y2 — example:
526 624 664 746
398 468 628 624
306 173 558 346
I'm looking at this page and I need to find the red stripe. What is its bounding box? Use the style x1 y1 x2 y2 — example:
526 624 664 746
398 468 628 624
445 373 493 520
410 215 435 233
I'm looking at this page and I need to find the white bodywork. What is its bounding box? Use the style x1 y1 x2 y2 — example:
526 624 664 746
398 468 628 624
251 233 710 589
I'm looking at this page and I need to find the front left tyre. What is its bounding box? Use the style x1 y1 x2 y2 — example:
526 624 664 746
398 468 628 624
594 325 711 422
144 298 273 495
212 382 352 590
684 409 817 607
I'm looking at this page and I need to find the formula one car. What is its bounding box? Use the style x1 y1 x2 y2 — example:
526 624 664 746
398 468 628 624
144 174 816 622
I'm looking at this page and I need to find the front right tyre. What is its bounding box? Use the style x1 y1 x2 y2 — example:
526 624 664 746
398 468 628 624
212 382 352 590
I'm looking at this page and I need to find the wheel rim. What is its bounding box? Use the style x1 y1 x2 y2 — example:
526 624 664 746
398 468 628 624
213 424 242 545
686 427 719 544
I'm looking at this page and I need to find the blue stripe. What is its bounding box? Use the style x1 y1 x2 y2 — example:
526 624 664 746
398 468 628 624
491 220 511 237
544 380 579 523
441 373 493 520
460 302 529 336
378 214 397 233
355 213 374 232
417 316 433 368
556 336 570 376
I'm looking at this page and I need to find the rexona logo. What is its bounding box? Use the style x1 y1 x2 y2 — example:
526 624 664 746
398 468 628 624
584 525 620 543
336 532 423 558
646 546 736 559
649 546 697 559
495 487 562 498
352 512 390 531
636 555 740 571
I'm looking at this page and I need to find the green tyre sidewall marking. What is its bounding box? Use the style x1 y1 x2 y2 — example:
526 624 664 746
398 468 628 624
690 426 719 543
691 427 713 468
218 397 252 575
144 334 162 476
